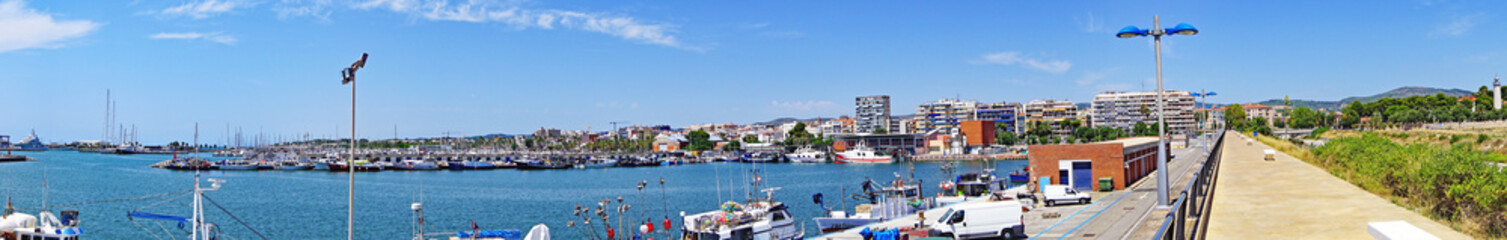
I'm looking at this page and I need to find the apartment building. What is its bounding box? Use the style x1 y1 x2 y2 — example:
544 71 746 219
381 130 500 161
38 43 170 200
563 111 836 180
1090 91 1197 134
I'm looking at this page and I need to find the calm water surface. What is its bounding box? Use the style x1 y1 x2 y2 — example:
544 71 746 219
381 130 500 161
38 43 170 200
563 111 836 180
0 151 1026 239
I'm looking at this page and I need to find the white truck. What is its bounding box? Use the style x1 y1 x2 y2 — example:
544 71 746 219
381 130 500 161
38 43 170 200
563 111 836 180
930 200 1026 239
1042 185 1091 207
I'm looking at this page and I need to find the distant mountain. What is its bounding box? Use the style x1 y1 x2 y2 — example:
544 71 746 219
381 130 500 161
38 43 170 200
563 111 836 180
1336 86 1472 104
1251 86 1473 110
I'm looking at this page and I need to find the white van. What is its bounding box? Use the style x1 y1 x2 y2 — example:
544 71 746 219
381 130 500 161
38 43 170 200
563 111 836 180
930 200 1025 239
1042 185 1091 207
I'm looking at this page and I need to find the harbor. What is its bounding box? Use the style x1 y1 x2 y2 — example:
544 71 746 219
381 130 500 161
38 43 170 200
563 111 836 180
0 150 1028 239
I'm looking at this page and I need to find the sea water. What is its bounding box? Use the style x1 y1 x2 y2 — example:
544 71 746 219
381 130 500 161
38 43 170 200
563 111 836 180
0 151 1026 239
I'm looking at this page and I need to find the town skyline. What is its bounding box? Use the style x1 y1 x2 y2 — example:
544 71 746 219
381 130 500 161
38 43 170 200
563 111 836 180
4 1 1507 144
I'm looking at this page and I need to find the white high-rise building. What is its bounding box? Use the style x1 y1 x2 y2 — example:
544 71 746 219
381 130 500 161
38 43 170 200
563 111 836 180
1091 91 1197 134
856 95 892 133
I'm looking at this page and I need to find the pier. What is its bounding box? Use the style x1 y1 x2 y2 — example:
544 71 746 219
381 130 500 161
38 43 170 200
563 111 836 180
1205 133 1470 239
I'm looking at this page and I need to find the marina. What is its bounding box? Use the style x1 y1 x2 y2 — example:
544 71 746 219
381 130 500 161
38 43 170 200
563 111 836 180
0 150 1026 239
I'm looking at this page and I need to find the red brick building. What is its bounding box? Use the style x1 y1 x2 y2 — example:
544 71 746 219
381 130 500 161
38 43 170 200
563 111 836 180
959 120 995 147
1027 137 1166 191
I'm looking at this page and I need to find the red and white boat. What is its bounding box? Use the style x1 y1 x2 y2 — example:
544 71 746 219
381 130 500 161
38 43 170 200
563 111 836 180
834 144 892 164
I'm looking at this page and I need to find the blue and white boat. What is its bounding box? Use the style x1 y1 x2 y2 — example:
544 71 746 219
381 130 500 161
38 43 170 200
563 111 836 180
394 160 440 170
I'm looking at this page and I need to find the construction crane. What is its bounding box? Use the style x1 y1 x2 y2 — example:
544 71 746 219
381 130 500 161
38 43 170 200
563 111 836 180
608 121 629 139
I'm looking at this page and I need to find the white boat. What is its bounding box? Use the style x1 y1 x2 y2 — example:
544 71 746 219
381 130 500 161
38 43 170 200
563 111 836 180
681 171 804 240
785 148 828 163
2 198 83 240
834 144 892 164
812 178 926 232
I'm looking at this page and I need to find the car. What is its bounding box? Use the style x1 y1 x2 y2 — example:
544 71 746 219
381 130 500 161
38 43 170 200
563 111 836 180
930 200 1026 239
1041 185 1091 207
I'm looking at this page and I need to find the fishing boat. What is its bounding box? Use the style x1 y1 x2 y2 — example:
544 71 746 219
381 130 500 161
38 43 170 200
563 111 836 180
681 170 804 240
785 148 827 163
741 151 780 163
216 160 259 170
936 170 1015 205
834 144 892 164
329 160 384 172
2 199 82 240
516 157 571 170
616 155 663 167
447 159 496 170
575 156 617 168
812 177 927 233
165 157 217 170
1007 167 1031 183
394 160 440 170
274 161 315 170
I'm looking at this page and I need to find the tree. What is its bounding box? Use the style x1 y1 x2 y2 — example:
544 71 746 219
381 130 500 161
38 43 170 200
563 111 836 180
872 127 888 134
785 122 816 146
742 135 761 143
1133 121 1149 136
686 130 714 151
1288 106 1318 129
1224 104 1247 131
997 131 1019 146
722 140 742 151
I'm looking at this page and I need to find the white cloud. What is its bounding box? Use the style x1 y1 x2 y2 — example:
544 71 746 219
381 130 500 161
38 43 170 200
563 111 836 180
150 32 238 45
0 0 99 54
1074 12 1102 33
354 0 692 50
1431 13 1484 37
274 0 333 21
979 51 1071 74
159 0 248 19
1076 71 1106 86
771 100 834 111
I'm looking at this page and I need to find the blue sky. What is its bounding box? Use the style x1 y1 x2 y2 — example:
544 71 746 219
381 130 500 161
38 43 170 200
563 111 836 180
1 0 1504 144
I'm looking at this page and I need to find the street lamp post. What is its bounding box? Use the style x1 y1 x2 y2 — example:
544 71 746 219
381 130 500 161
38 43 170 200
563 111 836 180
1191 90 1217 154
1117 15 1197 208
340 53 368 240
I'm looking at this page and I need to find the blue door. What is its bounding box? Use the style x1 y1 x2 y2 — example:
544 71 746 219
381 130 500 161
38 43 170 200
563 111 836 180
1072 162 1093 191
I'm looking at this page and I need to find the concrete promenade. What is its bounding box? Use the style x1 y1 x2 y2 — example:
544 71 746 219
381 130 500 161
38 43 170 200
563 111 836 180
1206 132 1471 239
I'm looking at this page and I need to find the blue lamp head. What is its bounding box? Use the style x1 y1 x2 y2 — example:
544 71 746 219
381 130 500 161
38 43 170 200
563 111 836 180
1206 91 1217 96
1116 26 1147 38
1166 23 1198 36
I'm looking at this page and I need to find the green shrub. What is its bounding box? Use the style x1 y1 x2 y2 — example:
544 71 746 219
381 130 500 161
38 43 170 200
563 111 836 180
1312 133 1507 236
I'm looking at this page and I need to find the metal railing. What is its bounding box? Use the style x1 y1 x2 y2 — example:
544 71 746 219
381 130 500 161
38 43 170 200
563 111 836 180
1154 130 1225 240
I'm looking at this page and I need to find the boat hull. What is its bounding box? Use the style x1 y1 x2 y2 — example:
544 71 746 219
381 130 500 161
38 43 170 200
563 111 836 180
833 154 892 164
813 217 881 233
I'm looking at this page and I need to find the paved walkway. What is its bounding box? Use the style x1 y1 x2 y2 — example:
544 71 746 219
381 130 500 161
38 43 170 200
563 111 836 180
1206 132 1471 239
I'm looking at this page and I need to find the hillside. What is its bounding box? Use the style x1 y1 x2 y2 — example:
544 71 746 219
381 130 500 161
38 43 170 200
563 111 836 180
1252 86 1473 110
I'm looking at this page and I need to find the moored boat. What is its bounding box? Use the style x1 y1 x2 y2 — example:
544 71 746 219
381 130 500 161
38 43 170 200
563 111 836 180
834 144 893 164
681 170 803 240
393 160 440 170
786 148 828 163
2 200 83 240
